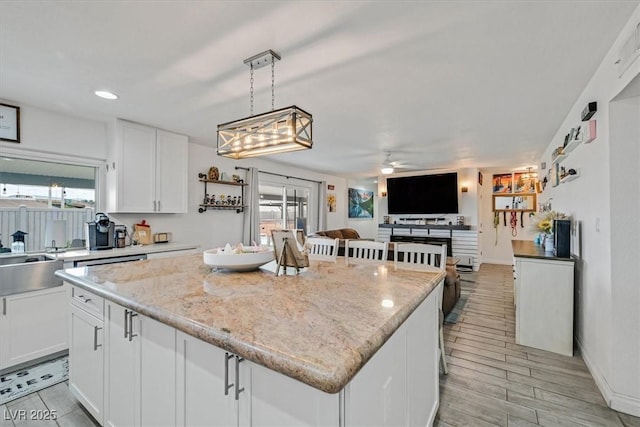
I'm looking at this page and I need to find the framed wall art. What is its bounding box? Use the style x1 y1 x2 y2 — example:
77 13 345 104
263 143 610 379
348 188 374 219
492 173 513 194
0 103 20 143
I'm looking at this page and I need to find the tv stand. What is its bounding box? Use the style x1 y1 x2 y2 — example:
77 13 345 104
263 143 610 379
378 223 476 271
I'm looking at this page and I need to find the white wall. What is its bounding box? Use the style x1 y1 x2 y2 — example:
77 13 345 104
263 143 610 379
537 5 640 415
0 102 349 251
0 101 107 160
609 76 640 408
376 167 479 227
478 168 539 265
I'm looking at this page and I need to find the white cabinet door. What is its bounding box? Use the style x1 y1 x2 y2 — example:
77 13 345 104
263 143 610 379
406 288 439 426
155 129 188 213
516 257 574 356
176 332 239 427
346 322 407 427
137 314 176 427
0 286 68 370
104 302 136 427
69 304 104 425
114 120 157 213
108 120 188 213
105 302 176 427
249 361 339 427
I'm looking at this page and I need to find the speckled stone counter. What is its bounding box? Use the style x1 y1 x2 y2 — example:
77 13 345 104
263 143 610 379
512 240 574 262
56 254 444 393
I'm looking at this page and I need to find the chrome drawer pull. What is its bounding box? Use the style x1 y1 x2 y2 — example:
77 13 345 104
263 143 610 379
94 326 103 350
128 312 138 341
224 352 234 395
235 355 245 400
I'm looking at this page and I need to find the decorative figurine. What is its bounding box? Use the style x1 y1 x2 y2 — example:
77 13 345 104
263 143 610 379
218 194 225 205
208 166 219 181
232 174 241 183
237 196 242 206
204 193 210 204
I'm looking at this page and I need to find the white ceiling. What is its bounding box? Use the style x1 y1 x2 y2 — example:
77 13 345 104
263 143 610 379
1 1 637 178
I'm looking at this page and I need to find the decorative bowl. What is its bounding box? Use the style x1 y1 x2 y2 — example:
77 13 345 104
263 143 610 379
203 248 274 272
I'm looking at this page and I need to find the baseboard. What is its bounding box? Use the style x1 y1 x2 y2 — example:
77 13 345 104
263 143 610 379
478 259 512 266
576 337 640 417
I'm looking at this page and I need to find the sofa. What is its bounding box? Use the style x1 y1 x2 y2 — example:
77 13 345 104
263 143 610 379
310 228 371 256
442 266 461 317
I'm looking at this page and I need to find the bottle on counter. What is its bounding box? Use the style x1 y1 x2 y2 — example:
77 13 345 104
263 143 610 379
10 230 27 253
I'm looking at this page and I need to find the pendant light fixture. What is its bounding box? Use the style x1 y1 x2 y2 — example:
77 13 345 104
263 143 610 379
217 50 313 159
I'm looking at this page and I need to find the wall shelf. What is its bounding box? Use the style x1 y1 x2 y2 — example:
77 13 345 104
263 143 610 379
197 173 247 213
559 169 580 184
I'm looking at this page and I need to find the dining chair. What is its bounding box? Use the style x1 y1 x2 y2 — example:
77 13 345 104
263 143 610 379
394 242 449 374
305 237 340 262
345 240 388 265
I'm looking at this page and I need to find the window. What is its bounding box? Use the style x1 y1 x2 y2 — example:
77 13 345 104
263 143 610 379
0 156 98 251
258 176 316 246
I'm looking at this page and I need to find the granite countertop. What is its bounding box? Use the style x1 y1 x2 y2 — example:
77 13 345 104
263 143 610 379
56 254 444 394
512 240 574 262
51 242 198 262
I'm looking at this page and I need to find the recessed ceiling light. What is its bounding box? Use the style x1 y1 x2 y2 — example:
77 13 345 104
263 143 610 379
94 90 119 100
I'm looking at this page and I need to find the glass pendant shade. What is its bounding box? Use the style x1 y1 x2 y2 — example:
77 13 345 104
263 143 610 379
217 106 312 159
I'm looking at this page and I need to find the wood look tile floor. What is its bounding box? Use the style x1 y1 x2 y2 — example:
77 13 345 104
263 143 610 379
436 264 640 427
2 263 638 426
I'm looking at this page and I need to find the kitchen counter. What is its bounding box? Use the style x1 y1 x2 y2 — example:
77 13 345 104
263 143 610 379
512 239 574 262
50 242 199 263
56 255 445 393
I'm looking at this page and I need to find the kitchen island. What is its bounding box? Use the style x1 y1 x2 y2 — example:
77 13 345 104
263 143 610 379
56 254 445 426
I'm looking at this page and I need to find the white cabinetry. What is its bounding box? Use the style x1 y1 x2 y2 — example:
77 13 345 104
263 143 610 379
346 286 439 426
514 256 574 356
107 120 188 213
69 287 104 424
0 286 68 370
176 331 249 426
70 283 439 426
176 332 339 427
104 301 176 427
176 285 439 427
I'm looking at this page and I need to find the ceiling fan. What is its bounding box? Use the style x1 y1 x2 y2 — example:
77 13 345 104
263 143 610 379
380 152 418 175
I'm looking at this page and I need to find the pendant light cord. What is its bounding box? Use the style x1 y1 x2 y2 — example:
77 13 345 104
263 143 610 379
250 63 254 116
271 58 275 111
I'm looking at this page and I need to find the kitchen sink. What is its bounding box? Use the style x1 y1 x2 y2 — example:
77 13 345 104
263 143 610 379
0 253 63 296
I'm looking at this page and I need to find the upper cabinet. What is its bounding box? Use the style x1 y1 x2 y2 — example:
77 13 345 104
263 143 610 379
106 120 188 213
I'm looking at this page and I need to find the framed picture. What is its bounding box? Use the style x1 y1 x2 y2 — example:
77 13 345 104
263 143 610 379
492 173 512 194
348 188 374 219
513 172 536 193
0 103 20 143
327 193 336 212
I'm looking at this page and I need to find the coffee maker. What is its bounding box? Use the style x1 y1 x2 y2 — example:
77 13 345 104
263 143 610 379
85 213 115 250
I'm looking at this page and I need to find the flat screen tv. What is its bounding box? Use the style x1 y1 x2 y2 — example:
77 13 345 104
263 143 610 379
387 173 459 215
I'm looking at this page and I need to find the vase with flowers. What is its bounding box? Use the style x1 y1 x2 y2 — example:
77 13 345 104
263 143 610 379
532 211 567 252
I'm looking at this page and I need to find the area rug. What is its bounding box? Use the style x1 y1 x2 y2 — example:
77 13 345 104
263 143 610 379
0 356 68 405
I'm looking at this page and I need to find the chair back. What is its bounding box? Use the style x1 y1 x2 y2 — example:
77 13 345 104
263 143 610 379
394 243 446 272
345 240 388 265
306 237 340 262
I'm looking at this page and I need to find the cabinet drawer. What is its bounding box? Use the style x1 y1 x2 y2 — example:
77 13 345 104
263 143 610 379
71 286 104 318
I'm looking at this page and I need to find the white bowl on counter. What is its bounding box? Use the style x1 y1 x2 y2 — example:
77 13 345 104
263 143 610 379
203 248 274 272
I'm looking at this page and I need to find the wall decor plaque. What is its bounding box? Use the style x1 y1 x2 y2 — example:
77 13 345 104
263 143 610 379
0 103 20 143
